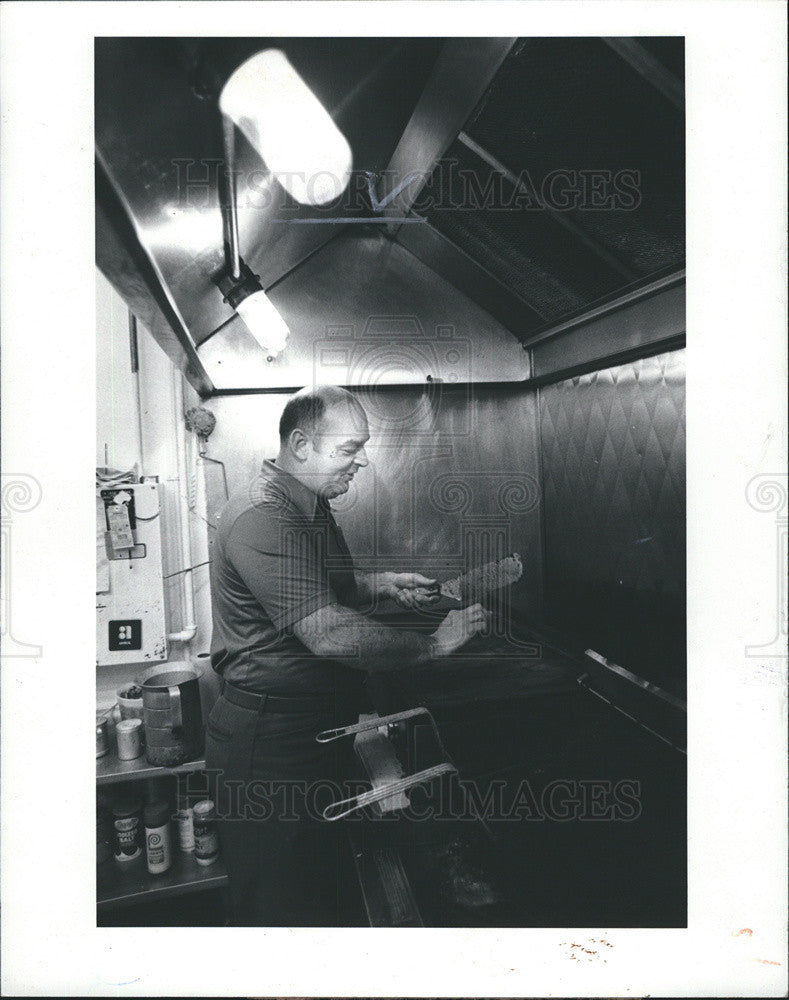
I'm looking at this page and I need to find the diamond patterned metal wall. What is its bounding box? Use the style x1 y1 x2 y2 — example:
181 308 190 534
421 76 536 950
540 349 685 693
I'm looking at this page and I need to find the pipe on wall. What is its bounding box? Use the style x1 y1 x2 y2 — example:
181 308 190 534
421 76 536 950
168 372 198 645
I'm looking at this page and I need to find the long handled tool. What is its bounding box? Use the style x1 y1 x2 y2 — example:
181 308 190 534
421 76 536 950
316 707 457 822
439 552 523 603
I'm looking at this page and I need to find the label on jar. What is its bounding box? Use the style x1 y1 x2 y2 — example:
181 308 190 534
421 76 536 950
175 809 195 852
193 820 219 860
147 831 164 865
145 825 171 874
113 816 141 861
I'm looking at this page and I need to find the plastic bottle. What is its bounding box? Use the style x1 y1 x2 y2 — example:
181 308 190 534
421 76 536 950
143 800 172 875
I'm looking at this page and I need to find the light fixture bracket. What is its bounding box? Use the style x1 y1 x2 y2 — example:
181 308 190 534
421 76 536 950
215 259 263 311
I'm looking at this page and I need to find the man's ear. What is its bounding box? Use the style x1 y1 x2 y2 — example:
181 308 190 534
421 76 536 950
287 427 310 462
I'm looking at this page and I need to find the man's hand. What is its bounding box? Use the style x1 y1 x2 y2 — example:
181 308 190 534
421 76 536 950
383 572 441 610
430 603 489 658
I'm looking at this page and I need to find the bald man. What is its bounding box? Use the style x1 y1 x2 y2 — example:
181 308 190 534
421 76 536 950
206 386 487 925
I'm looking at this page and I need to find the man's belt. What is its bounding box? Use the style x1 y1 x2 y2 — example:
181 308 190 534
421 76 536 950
221 679 364 715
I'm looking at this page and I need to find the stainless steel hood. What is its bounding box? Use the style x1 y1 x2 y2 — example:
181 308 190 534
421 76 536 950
95 37 685 396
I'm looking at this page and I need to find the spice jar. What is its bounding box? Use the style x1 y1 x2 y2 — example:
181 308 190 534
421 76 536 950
144 800 172 875
116 718 143 760
192 799 219 866
111 794 143 862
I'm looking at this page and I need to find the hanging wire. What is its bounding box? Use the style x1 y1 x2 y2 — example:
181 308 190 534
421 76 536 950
163 560 211 580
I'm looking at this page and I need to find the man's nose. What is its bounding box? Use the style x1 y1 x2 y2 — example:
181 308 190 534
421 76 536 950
354 447 369 468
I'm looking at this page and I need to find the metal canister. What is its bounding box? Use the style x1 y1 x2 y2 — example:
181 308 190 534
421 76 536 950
116 718 143 760
192 799 219 866
96 713 109 758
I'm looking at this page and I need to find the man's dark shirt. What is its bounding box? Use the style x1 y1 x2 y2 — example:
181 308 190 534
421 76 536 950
209 460 364 697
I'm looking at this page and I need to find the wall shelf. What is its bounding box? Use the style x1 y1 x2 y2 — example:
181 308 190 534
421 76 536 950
97 751 208 786
97 850 228 909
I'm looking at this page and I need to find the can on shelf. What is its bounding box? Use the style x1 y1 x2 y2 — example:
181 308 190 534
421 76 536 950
111 795 143 862
96 713 110 758
116 718 143 760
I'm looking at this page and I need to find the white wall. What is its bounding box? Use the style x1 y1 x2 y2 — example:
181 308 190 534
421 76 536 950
96 271 140 472
96 271 216 712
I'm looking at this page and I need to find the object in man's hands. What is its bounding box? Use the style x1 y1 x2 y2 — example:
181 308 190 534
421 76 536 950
440 553 523 603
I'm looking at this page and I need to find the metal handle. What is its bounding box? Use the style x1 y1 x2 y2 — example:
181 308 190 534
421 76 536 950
322 763 456 822
168 686 182 728
316 707 431 744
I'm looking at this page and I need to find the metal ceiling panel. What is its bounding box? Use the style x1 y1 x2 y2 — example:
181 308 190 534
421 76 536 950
424 140 627 321
95 37 443 346
375 38 516 228
96 37 686 392
394 216 547 335
462 37 685 281
95 156 214 396
531 278 685 380
197 230 530 390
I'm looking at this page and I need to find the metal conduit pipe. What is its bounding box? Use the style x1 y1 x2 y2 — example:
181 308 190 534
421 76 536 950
168 371 198 645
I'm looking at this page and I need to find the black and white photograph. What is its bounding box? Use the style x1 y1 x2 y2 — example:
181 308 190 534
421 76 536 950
93 34 689 931
1 2 786 997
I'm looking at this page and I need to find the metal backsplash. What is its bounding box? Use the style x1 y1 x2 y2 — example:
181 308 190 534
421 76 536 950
204 383 544 619
539 349 686 692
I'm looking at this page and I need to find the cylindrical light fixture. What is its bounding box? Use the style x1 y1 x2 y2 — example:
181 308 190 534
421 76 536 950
219 48 353 206
215 260 289 359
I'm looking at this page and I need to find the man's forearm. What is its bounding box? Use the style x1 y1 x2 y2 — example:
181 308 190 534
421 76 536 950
294 602 438 671
332 611 439 671
354 571 397 604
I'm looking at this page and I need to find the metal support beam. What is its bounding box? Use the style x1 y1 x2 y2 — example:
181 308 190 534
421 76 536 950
602 38 684 110
377 37 517 234
95 154 214 397
394 214 548 332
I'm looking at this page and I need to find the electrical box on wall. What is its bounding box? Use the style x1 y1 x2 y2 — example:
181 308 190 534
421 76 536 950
96 482 168 666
